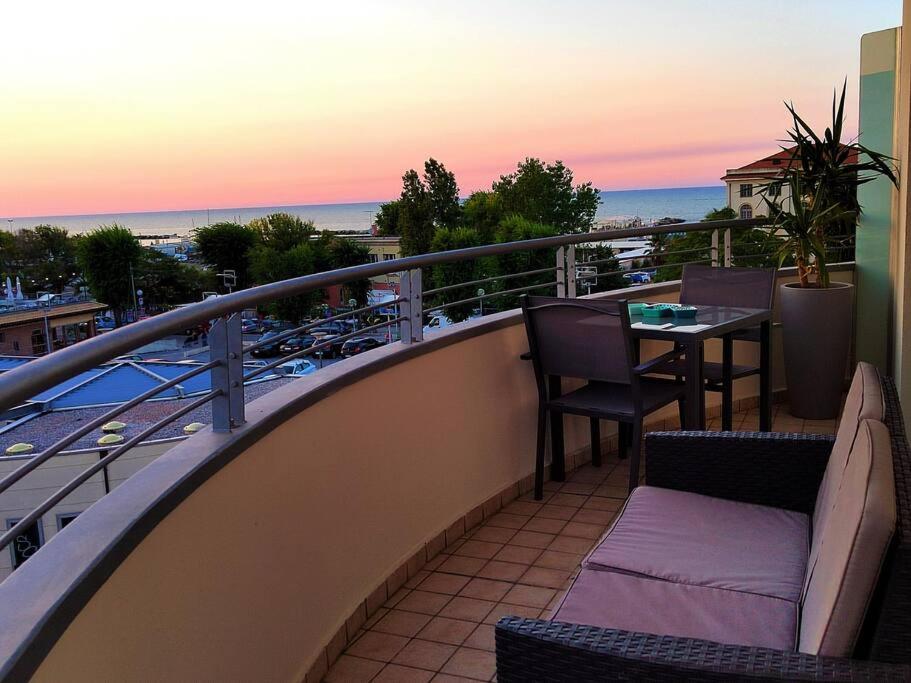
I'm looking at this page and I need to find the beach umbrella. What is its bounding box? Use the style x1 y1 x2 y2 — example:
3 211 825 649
14 277 23 300
4 277 12 302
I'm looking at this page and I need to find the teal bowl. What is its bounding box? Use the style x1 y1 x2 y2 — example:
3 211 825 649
672 306 698 318
627 303 646 316
641 304 672 318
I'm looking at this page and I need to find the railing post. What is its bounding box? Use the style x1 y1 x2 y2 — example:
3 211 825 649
556 247 566 298
399 269 423 344
566 245 577 298
210 313 245 432
711 229 719 267
723 228 732 267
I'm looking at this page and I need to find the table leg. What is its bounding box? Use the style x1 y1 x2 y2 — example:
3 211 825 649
722 333 733 431
760 320 772 431
684 339 704 430
548 375 565 481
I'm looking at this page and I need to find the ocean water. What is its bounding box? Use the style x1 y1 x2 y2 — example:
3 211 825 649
9 186 727 237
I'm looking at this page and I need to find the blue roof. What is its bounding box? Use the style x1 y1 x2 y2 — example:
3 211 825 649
0 356 33 372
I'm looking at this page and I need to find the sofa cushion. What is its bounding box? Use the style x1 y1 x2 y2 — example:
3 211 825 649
584 486 809 602
799 419 896 656
552 568 798 651
808 362 885 587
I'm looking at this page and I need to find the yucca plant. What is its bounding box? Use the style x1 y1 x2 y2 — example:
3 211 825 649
762 81 898 287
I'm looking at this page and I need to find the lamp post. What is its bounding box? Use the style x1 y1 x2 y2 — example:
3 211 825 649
37 291 52 355
477 289 485 317
348 298 357 330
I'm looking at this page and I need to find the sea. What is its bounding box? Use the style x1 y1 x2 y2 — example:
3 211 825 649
7 186 728 237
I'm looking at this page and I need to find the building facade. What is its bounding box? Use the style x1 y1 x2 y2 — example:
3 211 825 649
721 147 797 219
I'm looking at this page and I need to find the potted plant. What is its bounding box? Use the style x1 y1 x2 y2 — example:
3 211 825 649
763 83 897 419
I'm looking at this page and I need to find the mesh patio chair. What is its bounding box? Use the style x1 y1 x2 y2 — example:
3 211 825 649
650 264 776 430
521 295 687 498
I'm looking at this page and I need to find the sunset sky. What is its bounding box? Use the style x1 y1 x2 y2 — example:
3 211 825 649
0 0 902 218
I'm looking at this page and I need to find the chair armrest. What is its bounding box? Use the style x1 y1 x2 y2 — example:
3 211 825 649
645 431 835 513
495 618 910 682
633 348 686 375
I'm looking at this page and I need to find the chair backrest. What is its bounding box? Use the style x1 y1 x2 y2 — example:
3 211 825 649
521 296 635 385
679 264 776 310
799 418 896 657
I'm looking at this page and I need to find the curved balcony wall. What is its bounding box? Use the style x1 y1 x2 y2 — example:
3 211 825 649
0 266 854 682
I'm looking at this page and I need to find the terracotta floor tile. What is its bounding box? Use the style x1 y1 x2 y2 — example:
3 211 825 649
568 468 610 484
509 530 555 549
559 481 597 495
396 590 453 615
470 526 517 544
518 566 573 589
392 639 457 671
364 607 390 630
485 513 529 529
561 521 604 540
440 647 497 681
534 550 583 571
372 609 434 637
534 504 577 520
438 596 496 622
454 540 503 560
419 573 471 595
517 490 554 503
593 485 628 499
503 584 557 608
483 602 543 624
502 501 542 516
548 493 588 508
462 623 496 652
385 588 411 608
324 655 385 682
436 555 488 577
492 545 542 565
571 508 614 525
345 630 410 662
431 674 477 682
417 616 477 645
548 535 596 554
458 577 512 602
477 560 527 582
425 555 447 571
373 663 435 682
522 516 567 534
582 497 621 512
406 570 432 589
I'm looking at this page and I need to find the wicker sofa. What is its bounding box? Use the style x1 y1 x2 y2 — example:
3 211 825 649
496 363 911 681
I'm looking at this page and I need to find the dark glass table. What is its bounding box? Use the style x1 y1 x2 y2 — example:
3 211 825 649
628 305 772 431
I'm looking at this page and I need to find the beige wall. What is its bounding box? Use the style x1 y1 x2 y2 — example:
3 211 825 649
894 1 911 417
29 269 854 682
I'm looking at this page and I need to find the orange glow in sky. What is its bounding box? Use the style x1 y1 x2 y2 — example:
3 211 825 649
0 0 901 217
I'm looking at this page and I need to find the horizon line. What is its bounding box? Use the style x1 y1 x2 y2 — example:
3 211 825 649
9 183 727 222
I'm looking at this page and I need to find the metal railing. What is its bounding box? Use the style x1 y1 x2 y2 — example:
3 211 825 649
0 217 769 562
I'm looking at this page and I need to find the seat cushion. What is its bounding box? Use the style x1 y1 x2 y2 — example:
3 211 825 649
800 419 896 657
584 486 809 602
553 568 798 651
548 379 683 418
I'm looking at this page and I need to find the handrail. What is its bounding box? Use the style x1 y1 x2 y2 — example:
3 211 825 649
0 217 767 414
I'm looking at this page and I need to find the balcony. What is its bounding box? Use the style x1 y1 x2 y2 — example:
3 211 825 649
0 218 893 681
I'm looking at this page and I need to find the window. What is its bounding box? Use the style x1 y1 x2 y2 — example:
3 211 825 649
367 254 379 264
739 204 753 220
767 182 782 197
739 184 753 198
383 253 397 261
6 518 43 570
30 329 46 355
57 512 80 531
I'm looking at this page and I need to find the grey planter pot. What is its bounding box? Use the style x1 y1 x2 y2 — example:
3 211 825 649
779 281 854 420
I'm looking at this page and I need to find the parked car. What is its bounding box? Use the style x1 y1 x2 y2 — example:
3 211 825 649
310 321 347 337
423 314 453 334
95 316 116 332
261 319 296 333
279 334 316 355
250 331 288 358
340 337 385 358
241 318 262 334
624 271 652 284
312 335 346 359
276 359 317 376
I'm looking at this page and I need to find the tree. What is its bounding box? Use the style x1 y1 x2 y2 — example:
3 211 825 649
423 158 461 229
398 169 434 257
703 207 737 221
427 227 484 322
77 225 143 327
461 191 504 242
391 159 461 256
492 217 560 311
326 235 371 308
137 251 217 310
250 212 318 252
492 158 600 233
193 222 259 290
12 225 78 289
249 241 322 323
375 200 402 237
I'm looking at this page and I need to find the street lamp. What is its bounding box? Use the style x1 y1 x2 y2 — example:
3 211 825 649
477 288 485 317
37 290 52 355
348 298 357 330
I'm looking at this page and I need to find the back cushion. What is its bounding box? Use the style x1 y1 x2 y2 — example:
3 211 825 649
799 419 896 656
806 362 884 588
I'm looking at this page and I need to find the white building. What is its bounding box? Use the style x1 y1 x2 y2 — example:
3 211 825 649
722 147 796 219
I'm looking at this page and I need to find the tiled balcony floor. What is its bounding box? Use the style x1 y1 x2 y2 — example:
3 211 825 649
325 406 837 682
